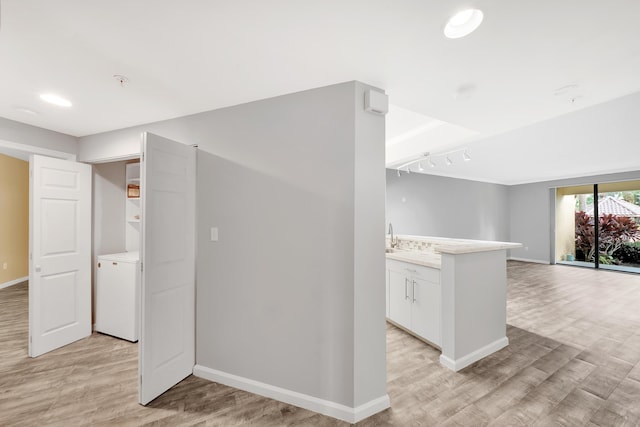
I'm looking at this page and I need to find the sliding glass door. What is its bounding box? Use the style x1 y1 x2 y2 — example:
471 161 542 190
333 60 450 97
556 180 640 273
596 184 640 273
556 185 595 268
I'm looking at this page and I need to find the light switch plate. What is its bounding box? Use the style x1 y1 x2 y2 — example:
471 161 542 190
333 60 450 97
210 227 219 241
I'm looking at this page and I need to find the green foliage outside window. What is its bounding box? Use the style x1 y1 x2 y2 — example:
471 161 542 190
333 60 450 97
575 211 640 263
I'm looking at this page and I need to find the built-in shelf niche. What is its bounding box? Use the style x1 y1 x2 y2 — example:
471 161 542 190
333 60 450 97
125 162 141 252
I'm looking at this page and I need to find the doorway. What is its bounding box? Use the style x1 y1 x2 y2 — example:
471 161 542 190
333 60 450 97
0 153 29 291
92 159 139 338
0 141 74 292
0 152 139 356
2 133 197 406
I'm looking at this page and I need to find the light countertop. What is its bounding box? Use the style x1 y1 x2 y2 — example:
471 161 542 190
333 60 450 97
434 241 522 254
385 235 521 267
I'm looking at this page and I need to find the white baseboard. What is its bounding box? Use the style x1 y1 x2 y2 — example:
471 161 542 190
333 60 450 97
439 336 509 372
193 364 390 423
508 257 549 265
0 276 28 290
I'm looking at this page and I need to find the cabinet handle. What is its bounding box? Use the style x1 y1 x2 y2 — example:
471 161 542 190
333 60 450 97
412 280 417 303
404 278 409 300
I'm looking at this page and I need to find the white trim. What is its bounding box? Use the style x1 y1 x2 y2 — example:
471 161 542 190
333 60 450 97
439 337 509 371
85 153 141 164
193 365 390 423
0 276 28 290
508 257 549 264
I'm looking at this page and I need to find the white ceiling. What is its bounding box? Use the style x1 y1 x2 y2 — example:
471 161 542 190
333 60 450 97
1 0 640 184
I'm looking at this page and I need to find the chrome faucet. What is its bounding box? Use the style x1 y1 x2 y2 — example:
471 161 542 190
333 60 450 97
388 223 398 248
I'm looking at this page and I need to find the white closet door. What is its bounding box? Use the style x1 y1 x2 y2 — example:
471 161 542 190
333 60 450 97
139 133 196 405
29 155 92 357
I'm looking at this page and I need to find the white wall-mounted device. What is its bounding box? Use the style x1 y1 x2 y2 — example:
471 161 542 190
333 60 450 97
364 90 389 115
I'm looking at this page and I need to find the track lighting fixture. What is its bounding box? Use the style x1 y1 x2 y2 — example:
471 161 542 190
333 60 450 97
394 147 471 176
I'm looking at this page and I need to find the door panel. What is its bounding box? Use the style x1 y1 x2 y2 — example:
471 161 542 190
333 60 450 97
139 133 196 405
388 269 411 329
29 155 91 357
411 277 441 346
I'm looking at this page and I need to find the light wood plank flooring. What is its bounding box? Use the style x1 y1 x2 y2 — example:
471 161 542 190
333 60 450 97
1 262 640 426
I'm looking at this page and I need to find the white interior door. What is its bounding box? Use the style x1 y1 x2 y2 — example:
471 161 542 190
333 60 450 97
139 133 196 405
29 155 92 357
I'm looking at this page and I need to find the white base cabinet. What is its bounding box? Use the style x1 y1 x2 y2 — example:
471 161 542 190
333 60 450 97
96 251 140 342
387 259 441 347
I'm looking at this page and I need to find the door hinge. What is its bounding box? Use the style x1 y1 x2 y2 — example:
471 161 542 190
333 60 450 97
140 262 143 272
141 152 144 162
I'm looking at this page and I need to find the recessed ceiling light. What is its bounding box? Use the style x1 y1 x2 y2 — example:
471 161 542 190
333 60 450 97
13 106 39 116
553 84 580 96
453 83 477 100
444 9 484 39
40 93 72 107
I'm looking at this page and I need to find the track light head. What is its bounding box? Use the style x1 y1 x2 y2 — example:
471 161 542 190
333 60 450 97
396 148 469 174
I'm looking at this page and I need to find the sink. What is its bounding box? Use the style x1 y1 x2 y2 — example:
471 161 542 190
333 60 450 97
385 248 403 253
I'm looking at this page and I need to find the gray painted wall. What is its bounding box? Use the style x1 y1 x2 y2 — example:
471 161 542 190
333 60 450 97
0 116 77 155
353 84 387 406
77 82 387 410
93 161 127 257
509 170 640 262
386 169 510 241
91 161 127 318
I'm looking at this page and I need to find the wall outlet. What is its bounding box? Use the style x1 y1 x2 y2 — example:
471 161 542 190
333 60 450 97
210 227 219 241
2 262 7 270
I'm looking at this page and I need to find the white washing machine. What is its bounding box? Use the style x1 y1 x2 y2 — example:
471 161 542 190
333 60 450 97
96 251 140 342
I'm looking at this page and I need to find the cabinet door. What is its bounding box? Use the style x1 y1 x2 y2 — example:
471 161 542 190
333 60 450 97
388 269 411 329
96 260 138 341
411 277 441 346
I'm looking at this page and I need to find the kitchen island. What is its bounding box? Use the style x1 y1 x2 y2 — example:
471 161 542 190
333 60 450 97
385 235 521 371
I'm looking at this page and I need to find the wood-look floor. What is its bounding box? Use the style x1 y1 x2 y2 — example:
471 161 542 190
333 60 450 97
2 262 640 426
